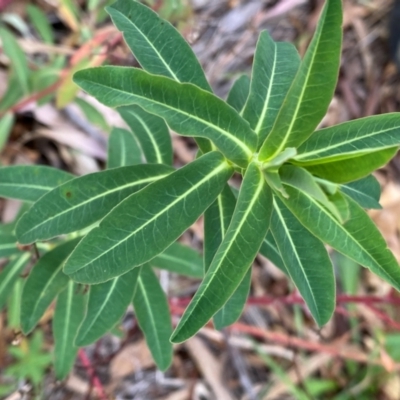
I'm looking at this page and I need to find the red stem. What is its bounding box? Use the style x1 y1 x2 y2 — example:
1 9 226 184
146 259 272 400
77 348 108 400
0 0 13 11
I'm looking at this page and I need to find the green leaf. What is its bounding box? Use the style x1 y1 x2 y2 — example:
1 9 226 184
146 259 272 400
340 175 381 209
226 75 250 113
16 164 173 244
7 277 24 330
20 239 80 335
242 32 300 146
281 185 400 292
280 165 343 222
0 27 30 94
171 162 272 342
133 265 173 370
74 67 256 167
259 230 287 274
270 197 335 326
204 184 250 330
258 0 342 161
0 165 73 202
64 152 233 284
106 0 212 92
213 269 251 330
0 253 30 311
151 242 204 278
107 127 142 168
0 74 24 112
295 114 400 165
118 105 173 165
53 281 87 380
74 97 110 132
302 147 397 183
204 185 236 271
0 233 20 258
76 268 140 346
0 113 14 152
27 5 54 44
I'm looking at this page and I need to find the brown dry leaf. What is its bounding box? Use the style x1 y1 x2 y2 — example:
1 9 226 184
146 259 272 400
382 374 400 400
108 340 155 390
185 336 233 400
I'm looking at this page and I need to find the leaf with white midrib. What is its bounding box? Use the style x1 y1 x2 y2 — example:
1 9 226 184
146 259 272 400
226 75 250 114
281 184 400 291
271 197 334 326
20 239 80 334
151 242 204 278
295 114 400 164
107 127 142 168
16 164 173 244
340 175 381 209
258 0 342 161
64 152 233 284
0 165 73 202
171 162 272 343
75 267 141 346
106 0 212 92
0 233 20 258
259 231 287 274
242 31 300 146
74 67 256 167
53 281 87 380
133 265 173 371
118 105 173 165
0 253 30 310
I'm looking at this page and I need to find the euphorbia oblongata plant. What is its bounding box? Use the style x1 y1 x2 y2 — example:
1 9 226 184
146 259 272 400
2 0 400 375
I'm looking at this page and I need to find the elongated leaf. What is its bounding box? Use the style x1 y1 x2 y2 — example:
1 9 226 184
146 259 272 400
53 281 87 380
0 27 30 94
0 74 24 112
258 0 342 161
271 197 335 326
340 175 381 209
106 0 212 153
281 185 400 291
74 97 110 132
226 75 250 113
16 164 173 244
76 268 140 346
64 152 233 284
302 147 397 183
27 5 54 44
213 270 251 330
204 184 250 330
295 114 400 164
242 32 300 145
280 165 343 222
7 277 24 329
0 165 73 202
0 113 14 152
74 67 256 167
204 185 236 271
259 230 287 274
171 162 272 342
107 127 142 169
133 265 173 370
0 233 20 258
106 0 211 92
0 253 30 310
20 239 80 335
118 105 172 165
151 242 204 278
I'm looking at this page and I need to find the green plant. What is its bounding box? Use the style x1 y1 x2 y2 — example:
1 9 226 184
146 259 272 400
0 331 52 396
2 0 400 376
